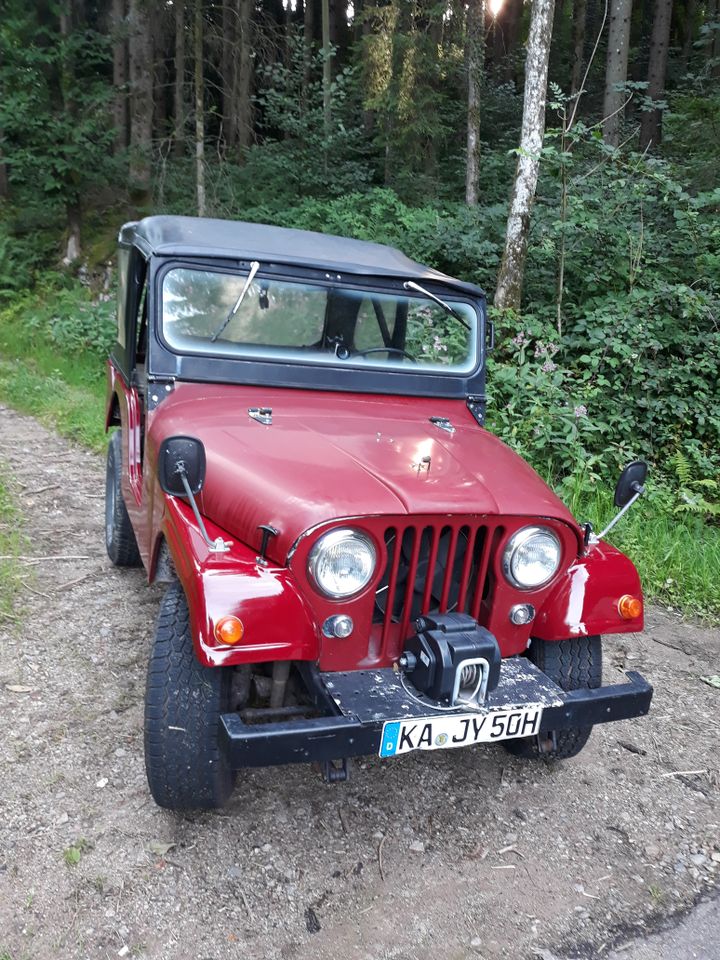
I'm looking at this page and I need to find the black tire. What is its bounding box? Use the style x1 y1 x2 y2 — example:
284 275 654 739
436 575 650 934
105 431 141 567
503 635 602 760
144 582 237 810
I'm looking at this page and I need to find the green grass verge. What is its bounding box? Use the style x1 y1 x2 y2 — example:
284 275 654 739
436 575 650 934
566 487 720 622
0 285 107 452
0 470 23 621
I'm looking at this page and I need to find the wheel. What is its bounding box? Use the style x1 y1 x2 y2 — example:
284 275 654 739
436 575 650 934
503 635 602 760
105 431 141 566
144 582 237 810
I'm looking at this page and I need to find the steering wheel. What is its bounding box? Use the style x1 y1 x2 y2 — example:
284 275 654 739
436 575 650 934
354 346 416 361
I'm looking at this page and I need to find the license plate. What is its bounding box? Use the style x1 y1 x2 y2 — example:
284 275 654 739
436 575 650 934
379 705 543 757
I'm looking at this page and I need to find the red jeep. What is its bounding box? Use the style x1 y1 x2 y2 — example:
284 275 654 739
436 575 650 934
105 215 652 810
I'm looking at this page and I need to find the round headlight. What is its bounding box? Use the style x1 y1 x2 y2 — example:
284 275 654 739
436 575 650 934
502 526 561 590
308 528 377 599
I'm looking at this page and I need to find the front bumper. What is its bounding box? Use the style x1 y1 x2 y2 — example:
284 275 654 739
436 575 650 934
219 657 653 769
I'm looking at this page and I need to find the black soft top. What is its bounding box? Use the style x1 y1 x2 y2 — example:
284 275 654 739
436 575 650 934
119 215 484 297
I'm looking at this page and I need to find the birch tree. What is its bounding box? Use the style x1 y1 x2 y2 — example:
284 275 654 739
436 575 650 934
194 0 205 215
494 0 556 311
465 0 485 206
602 0 633 146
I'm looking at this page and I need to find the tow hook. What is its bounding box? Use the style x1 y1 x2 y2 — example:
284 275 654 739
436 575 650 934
321 758 351 783
536 731 558 755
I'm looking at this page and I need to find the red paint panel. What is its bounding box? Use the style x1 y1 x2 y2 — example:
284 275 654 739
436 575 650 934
532 541 644 641
147 383 576 566
162 498 319 667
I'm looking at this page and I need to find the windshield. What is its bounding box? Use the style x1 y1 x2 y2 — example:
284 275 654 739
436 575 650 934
161 267 479 374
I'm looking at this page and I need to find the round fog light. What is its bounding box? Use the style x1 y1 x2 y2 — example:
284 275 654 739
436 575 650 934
322 615 354 639
509 603 536 626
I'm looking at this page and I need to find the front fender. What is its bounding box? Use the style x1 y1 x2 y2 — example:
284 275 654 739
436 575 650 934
161 496 320 667
533 541 644 640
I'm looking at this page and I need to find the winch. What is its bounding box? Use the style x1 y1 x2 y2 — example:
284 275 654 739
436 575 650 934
398 613 501 707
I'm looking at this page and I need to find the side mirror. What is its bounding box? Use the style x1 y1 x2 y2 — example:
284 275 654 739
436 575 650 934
158 436 206 496
614 460 648 508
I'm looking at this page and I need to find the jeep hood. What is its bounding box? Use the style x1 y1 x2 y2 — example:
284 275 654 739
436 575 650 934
149 384 578 564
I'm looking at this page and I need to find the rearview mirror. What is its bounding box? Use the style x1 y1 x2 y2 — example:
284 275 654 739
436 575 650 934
158 436 206 496
614 460 648 508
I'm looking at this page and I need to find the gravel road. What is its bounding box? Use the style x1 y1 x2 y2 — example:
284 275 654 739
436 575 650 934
0 405 718 960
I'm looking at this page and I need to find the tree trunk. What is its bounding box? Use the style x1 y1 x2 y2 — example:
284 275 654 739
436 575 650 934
331 0 349 69
111 0 129 153
321 0 332 139
570 0 587 95
59 2 82 262
303 0 314 106
129 0 153 200
495 0 556 311
222 0 237 148
174 1 185 155
706 0 719 73
194 0 205 215
639 0 673 149
0 130 8 200
602 0 633 146
236 0 253 154
466 0 485 206
679 0 697 68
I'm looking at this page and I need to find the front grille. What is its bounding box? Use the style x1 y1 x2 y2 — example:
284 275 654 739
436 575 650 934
372 518 504 660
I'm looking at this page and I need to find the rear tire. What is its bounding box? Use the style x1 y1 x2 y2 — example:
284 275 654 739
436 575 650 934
503 635 602 760
144 582 237 810
105 431 141 567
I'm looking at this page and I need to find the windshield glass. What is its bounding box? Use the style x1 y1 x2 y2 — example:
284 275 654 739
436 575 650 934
161 267 479 373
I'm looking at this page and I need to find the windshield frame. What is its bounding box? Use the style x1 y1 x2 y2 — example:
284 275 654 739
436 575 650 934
147 255 488 400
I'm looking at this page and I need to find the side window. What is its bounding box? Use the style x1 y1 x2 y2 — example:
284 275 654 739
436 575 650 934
116 247 130 349
135 277 149 365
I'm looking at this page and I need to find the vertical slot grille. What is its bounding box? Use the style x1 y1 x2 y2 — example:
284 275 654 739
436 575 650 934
373 519 499 658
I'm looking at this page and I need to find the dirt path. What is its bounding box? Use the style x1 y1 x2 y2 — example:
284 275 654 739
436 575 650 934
0 404 718 960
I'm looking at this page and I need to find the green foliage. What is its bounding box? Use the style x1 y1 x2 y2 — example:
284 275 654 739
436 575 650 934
0 279 108 450
0 5 114 213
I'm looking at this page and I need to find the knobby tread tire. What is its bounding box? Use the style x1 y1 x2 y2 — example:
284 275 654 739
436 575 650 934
144 581 236 810
503 635 602 761
105 431 141 567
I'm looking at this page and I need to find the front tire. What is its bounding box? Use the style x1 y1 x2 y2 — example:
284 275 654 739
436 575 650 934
105 431 141 567
503 635 602 760
144 582 237 810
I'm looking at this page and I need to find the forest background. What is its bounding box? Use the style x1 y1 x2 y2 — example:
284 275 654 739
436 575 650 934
0 0 718 618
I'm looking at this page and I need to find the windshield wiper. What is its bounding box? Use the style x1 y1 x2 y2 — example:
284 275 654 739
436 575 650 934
403 280 470 331
210 260 260 342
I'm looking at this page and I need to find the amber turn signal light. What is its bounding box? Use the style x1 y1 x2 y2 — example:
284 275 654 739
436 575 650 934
618 595 642 620
214 615 245 645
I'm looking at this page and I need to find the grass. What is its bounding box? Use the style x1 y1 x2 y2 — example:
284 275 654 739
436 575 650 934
0 277 718 621
0 471 23 621
0 284 108 452
573 489 720 622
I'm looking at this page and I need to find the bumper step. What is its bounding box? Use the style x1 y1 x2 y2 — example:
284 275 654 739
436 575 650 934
219 659 653 769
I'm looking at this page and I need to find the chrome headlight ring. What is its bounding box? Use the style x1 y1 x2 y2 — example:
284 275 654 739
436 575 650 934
502 526 562 590
308 527 377 600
